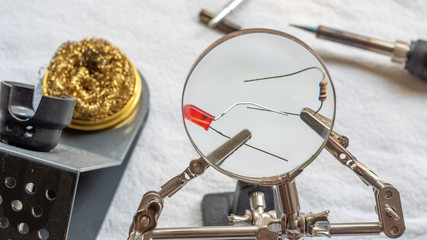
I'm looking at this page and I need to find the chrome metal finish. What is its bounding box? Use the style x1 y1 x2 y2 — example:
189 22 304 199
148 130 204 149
385 204 400 221
277 180 302 240
316 26 410 64
277 180 300 215
329 222 381 236
199 10 241 34
300 108 331 138
229 190 276 226
326 134 385 190
249 191 266 224
129 130 252 240
250 191 266 215
228 209 253 225
256 215 280 240
207 129 252 165
305 211 331 237
300 106 405 238
317 26 395 55
208 0 245 27
152 226 258 239
376 186 405 238
129 192 164 239
392 40 411 64
159 129 251 199
301 107 385 190
158 158 208 199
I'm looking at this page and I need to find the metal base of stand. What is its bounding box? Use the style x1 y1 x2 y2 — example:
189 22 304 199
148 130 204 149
0 73 149 240
201 181 280 226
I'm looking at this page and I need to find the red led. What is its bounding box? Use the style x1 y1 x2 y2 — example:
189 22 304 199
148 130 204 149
183 104 215 131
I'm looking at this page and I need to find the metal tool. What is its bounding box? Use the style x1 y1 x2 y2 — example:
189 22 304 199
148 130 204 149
128 129 252 240
291 24 427 80
183 29 334 183
128 29 405 240
208 0 245 27
128 108 405 240
199 0 245 33
301 108 405 238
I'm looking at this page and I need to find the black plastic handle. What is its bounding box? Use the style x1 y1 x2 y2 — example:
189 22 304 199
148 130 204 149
405 39 427 80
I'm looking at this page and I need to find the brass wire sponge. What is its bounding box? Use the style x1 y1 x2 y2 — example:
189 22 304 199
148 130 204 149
42 38 142 131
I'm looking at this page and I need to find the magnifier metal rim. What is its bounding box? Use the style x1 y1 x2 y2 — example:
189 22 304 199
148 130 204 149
182 28 336 185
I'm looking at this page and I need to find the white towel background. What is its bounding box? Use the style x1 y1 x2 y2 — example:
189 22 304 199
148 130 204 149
1 1 426 239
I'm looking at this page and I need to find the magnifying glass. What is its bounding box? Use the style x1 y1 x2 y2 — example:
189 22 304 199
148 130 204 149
182 28 336 185
130 29 405 240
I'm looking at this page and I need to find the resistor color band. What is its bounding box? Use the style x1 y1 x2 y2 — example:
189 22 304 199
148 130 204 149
319 79 328 102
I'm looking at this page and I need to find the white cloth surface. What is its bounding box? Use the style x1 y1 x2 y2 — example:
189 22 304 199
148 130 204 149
1 1 426 239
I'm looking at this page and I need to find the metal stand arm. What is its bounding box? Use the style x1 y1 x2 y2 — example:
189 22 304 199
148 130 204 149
128 107 406 240
301 108 405 238
329 222 381 236
152 226 258 240
128 129 252 240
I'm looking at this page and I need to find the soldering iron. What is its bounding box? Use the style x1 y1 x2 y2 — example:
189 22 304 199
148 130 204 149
291 24 427 80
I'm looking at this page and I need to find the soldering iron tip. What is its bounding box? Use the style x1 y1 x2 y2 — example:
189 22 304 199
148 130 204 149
289 24 318 34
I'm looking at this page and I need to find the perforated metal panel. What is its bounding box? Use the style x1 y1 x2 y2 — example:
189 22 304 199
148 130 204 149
0 153 78 239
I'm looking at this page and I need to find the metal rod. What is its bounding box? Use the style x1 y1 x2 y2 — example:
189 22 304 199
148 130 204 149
330 222 381 236
316 26 396 56
290 24 410 64
276 180 300 215
152 226 257 240
199 9 241 33
208 0 245 27
276 179 301 239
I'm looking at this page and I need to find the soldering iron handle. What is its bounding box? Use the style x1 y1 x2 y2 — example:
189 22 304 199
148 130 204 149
405 39 427 80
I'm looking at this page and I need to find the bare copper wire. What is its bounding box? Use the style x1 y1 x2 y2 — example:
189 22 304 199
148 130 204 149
42 38 136 122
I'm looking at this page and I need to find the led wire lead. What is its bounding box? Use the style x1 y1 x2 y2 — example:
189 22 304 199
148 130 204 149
213 102 295 121
209 126 289 162
245 106 300 116
184 103 293 161
242 66 327 113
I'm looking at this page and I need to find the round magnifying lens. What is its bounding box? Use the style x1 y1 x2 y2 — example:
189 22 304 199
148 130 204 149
182 29 335 185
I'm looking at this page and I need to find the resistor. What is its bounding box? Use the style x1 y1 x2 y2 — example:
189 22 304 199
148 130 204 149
318 79 328 102
314 79 328 114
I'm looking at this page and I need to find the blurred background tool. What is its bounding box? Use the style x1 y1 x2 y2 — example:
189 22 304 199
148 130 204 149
199 0 246 33
291 24 427 80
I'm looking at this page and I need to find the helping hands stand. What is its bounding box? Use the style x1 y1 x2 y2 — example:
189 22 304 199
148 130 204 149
128 108 405 240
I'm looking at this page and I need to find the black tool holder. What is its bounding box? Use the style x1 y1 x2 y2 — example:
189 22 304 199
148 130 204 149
0 77 150 240
0 81 75 151
202 181 280 226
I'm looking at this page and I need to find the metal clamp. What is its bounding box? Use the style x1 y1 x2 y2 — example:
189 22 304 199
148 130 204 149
300 108 405 238
128 129 252 240
130 107 405 240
